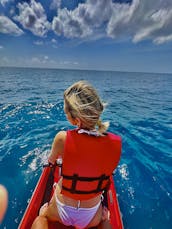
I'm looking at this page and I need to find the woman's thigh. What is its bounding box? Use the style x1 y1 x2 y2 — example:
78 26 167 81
86 204 103 228
42 195 63 224
31 216 48 229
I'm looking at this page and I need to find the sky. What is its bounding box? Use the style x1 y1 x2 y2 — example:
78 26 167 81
0 0 172 73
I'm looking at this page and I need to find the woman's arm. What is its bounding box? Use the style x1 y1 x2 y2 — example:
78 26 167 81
48 131 67 164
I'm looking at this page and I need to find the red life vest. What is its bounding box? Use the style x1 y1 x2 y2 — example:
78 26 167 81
61 129 121 200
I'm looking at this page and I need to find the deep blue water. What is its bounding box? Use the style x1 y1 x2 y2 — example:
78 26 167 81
0 67 172 229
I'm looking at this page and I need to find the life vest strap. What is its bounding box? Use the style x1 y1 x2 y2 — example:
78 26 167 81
62 173 110 194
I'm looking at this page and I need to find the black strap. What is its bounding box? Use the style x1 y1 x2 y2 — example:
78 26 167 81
71 174 78 193
96 174 106 192
43 162 55 168
62 173 110 194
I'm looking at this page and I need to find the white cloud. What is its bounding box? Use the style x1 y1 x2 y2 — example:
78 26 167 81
31 55 50 64
1 0 172 44
14 0 50 37
0 54 80 68
51 0 172 44
107 0 172 44
107 0 140 38
132 6 172 44
52 8 92 38
52 0 133 39
51 38 57 43
0 55 57 68
51 38 58 48
34 40 44 45
73 61 79 65
59 60 79 66
52 0 112 38
154 34 172 45
50 0 61 10
31 57 41 64
27 55 58 68
44 55 49 60
0 0 12 7
51 0 109 38
0 56 9 66
0 16 24 36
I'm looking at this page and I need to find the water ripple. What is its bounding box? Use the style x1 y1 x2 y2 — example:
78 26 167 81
1 68 172 229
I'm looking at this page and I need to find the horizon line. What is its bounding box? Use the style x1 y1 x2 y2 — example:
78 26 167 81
0 65 171 75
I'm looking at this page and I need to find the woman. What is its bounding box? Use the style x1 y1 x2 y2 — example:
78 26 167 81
32 81 121 229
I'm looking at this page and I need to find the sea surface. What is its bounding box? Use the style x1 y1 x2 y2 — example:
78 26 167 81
0 67 172 229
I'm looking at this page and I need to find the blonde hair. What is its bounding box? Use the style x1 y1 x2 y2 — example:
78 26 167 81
64 81 109 134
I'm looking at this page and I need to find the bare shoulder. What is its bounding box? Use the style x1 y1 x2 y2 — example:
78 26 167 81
54 130 67 143
50 131 67 159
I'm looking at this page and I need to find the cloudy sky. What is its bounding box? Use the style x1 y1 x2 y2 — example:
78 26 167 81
0 0 172 73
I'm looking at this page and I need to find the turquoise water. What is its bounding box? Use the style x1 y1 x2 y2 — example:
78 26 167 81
0 67 172 228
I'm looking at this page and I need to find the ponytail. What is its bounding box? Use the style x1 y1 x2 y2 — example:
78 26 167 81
97 119 109 134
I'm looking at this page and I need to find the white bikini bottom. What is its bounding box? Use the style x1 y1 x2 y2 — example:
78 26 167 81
55 195 101 229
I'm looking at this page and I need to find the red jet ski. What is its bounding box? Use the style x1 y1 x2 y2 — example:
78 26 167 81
19 162 123 229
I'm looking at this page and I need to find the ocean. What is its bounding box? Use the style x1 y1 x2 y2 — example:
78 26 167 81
0 67 171 229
